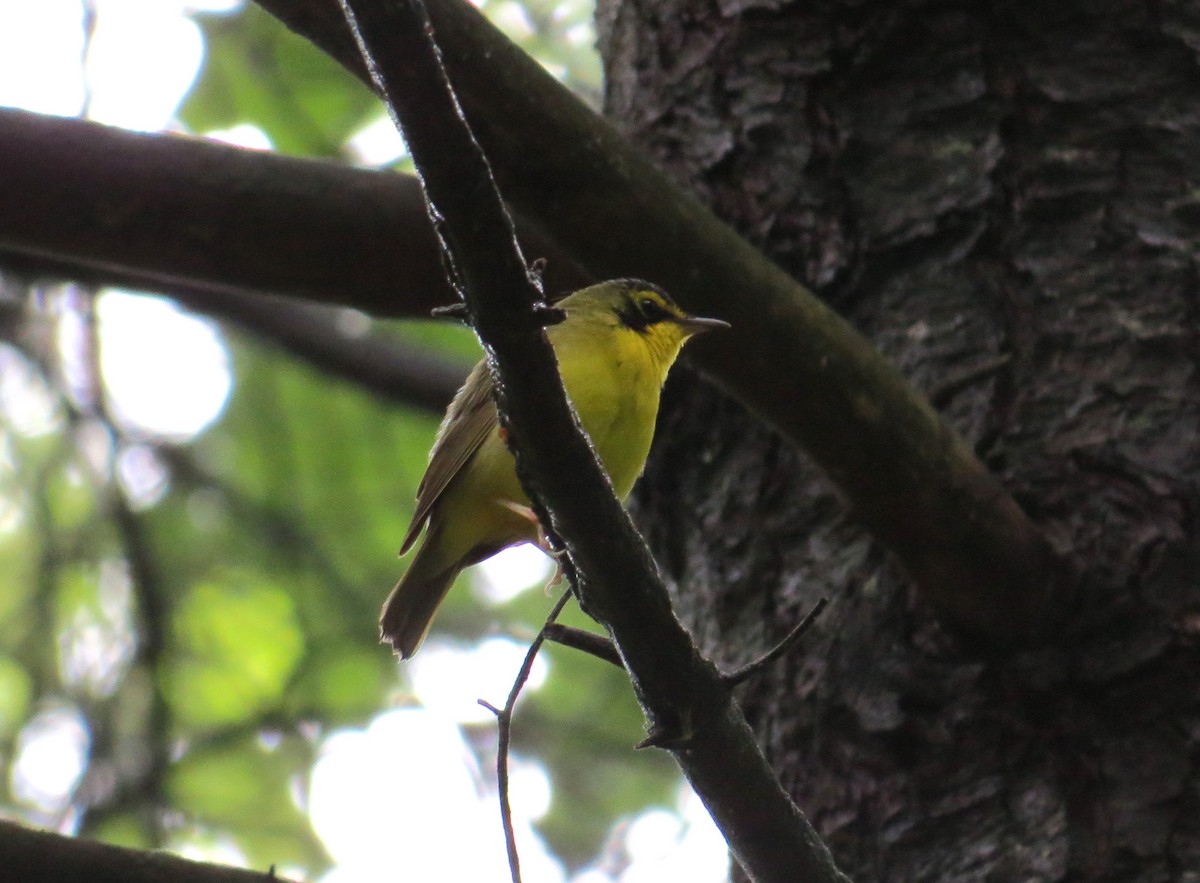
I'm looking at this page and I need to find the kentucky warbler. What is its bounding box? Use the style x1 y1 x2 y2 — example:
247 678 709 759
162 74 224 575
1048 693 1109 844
381 279 728 658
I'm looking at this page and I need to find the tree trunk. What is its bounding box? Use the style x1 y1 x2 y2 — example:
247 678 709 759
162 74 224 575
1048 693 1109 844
599 0 1200 879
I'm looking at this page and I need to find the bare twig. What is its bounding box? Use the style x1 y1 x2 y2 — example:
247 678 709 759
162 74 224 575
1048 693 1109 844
543 623 621 668
928 354 1013 410
722 598 829 688
478 590 572 883
429 302 471 321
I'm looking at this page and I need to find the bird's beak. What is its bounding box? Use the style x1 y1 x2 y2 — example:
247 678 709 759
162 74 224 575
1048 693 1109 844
674 315 731 336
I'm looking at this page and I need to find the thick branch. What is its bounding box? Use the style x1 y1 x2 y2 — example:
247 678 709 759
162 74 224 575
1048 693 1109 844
253 0 1062 643
0 108 586 319
337 1 849 880
0 820 294 883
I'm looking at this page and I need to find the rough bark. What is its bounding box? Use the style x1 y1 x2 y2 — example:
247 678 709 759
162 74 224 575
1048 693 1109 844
600 0 1200 879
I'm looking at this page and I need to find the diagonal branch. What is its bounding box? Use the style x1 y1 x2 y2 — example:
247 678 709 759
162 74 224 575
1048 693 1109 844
253 0 1062 645
335 0 850 880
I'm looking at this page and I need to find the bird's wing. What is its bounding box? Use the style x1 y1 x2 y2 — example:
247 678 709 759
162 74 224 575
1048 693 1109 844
398 359 497 555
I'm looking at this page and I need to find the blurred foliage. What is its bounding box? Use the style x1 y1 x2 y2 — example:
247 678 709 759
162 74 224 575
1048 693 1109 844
0 1 688 879
184 0 601 159
181 3 379 156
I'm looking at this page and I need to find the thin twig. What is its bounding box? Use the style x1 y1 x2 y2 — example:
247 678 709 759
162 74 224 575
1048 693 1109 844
928 354 1013 410
477 590 572 883
722 597 829 688
543 623 621 668
429 302 470 321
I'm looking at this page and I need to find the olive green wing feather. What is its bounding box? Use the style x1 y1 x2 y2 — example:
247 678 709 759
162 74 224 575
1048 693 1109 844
398 359 498 555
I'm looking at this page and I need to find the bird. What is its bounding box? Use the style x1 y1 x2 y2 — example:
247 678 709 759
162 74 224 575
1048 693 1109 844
380 278 729 659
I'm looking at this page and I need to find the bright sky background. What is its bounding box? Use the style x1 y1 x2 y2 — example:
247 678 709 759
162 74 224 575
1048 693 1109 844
0 1 729 880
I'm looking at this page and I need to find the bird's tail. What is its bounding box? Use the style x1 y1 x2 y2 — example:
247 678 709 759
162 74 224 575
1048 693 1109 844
380 529 460 659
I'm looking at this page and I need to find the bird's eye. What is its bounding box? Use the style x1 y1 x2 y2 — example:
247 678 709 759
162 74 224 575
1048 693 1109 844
616 290 674 332
639 297 669 322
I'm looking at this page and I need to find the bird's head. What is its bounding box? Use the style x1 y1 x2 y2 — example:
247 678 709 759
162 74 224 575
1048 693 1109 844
560 279 729 361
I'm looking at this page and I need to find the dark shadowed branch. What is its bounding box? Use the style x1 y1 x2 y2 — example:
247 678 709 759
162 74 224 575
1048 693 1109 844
0 820 296 883
335 0 850 880
0 107 588 320
0 107 444 316
544 623 622 668
550 597 833 689
722 598 829 688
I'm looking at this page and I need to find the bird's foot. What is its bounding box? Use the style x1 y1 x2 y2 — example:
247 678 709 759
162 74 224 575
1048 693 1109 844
496 500 567 589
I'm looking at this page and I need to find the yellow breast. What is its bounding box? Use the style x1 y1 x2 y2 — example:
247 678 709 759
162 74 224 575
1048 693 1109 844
551 315 667 499
433 310 682 565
